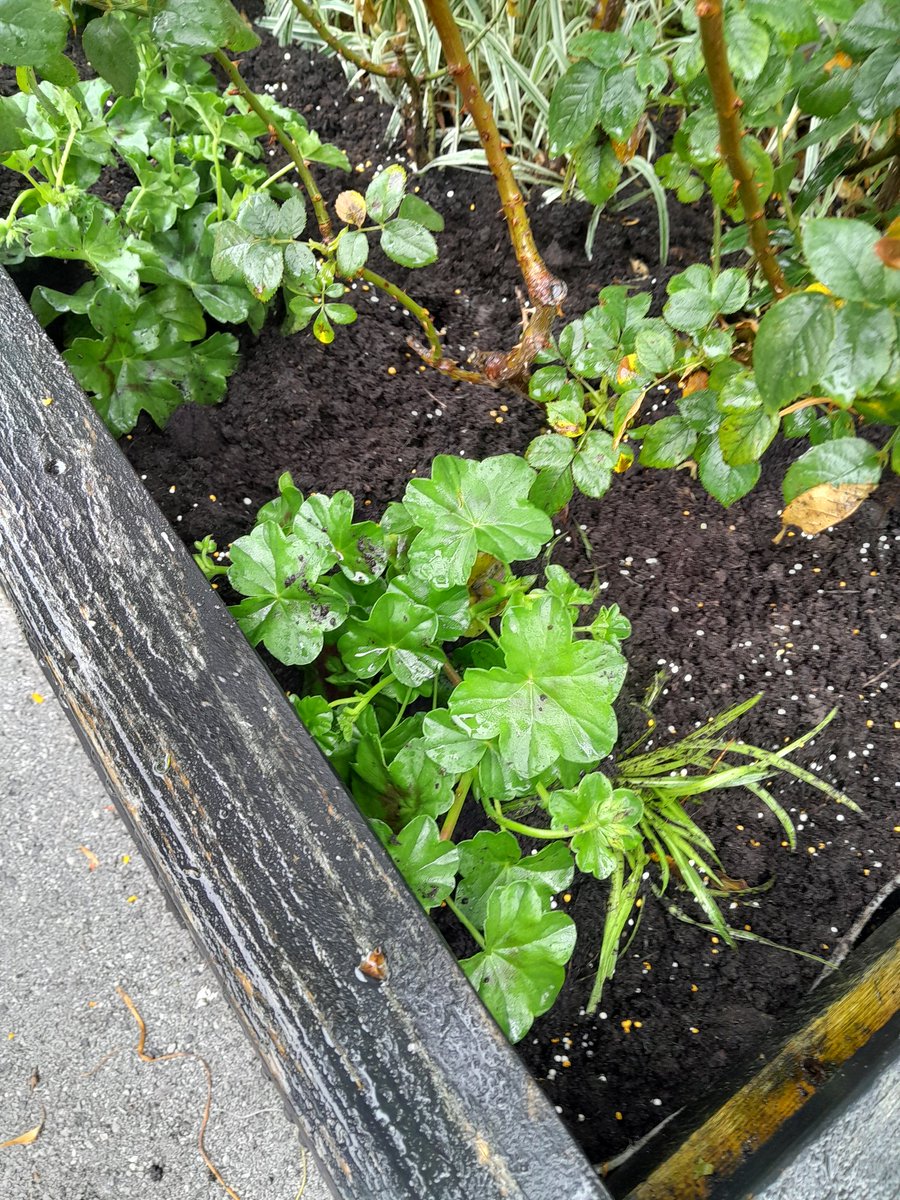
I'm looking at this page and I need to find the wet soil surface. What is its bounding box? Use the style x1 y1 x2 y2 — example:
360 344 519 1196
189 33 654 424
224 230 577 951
6 19 899 1170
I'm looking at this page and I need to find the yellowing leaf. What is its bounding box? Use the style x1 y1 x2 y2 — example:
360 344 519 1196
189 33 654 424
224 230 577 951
612 115 647 163
335 190 367 227
549 413 583 436
0 1112 45 1149
467 552 504 601
30 692 45 704
824 51 852 73
616 353 638 385
780 482 876 536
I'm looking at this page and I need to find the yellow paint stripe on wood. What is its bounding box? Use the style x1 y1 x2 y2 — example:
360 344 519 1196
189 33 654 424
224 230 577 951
628 935 900 1200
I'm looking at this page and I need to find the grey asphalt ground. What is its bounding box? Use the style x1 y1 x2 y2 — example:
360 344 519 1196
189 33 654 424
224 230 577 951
756 1042 900 1200
0 592 329 1200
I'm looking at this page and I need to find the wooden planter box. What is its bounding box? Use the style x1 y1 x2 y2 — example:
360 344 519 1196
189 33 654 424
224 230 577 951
1 267 896 1199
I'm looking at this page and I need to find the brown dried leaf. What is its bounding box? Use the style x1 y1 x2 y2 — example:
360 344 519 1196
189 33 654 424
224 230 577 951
717 874 750 892
612 115 648 163
874 236 900 271
357 0 378 26
78 845 99 871
681 369 709 396
837 179 864 203
780 483 876 536
334 190 367 227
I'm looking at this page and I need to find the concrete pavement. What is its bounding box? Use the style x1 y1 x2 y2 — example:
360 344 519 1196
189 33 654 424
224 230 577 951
0 591 329 1200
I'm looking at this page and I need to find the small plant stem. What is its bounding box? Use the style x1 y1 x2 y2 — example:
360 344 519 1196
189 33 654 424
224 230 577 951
778 396 828 419
475 619 501 645
21 67 62 123
4 188 34 222
212 136 225 220
54 124 77 190
490 798 572 840
257 160 298 192
468 593 506 617
213 49 333 242
559 156 577 203
124 185 147 226
587 853 643 1013
397 48 429 165
775 119 799 236
357 267 443 363
711 201 722 278
445 896 485 948
383 688 414 735
440 654 462 688
696 1 788 298
328 673 395 709
288 0 404 78
423 0 566 309
440 771 473 841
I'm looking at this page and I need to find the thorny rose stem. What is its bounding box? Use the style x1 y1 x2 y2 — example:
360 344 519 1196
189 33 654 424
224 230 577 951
423 0 567 311
214 49 334 242
696 1 789 298
359 267 444 364
288 0 405 78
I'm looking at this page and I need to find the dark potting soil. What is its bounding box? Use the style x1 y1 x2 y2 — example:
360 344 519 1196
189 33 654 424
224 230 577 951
6 21 899 1170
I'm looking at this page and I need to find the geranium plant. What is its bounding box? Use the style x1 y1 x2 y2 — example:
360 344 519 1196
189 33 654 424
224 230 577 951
197 453 855 1040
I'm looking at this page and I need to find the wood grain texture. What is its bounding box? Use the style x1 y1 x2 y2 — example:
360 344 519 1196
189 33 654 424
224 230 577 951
0 267 609 1200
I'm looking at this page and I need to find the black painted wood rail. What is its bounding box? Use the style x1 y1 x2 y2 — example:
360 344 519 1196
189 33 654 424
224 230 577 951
0 267 610 1200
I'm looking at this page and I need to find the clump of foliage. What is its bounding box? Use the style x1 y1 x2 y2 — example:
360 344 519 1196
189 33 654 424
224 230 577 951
4 1 895 533
260 0 899 531
0 0 444 433
267 2 899 260
653 0 900 244
513 0 900 534
524 220 898 533
263 0 668 187
197 453 856 1040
